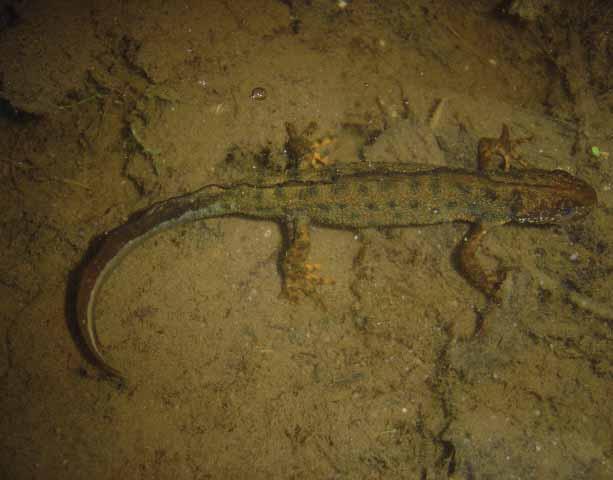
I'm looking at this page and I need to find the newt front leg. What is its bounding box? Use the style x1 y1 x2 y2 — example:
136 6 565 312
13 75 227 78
477 124 532 171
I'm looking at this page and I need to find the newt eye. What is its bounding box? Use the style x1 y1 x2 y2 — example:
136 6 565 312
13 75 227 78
557 199 576 219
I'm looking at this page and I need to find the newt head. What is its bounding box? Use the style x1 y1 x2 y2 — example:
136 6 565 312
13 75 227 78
510 170 597 225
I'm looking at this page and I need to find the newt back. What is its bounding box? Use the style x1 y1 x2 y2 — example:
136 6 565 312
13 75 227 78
225 167 596 227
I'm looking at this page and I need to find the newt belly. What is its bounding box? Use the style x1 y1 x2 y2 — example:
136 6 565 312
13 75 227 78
75 126 597 379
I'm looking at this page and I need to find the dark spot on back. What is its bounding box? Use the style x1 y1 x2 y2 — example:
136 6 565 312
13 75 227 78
358 184 370 195
274 186 285 198
388 200 398 208
367 203 377 211
455 182 471 195
482 188 497 201
297 185 317 200
307 185 319 197
410 200 419 209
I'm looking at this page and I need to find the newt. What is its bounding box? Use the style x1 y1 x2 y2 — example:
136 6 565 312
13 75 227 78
75 126 597 378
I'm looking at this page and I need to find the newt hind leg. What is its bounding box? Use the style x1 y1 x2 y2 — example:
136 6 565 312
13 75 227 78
281 217 334 301
458 222 507 299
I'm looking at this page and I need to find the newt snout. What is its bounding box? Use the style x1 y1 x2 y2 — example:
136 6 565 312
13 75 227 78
561 174 597 218
514 170 597 225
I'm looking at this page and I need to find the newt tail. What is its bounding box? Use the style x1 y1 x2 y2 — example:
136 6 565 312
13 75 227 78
76 185 231 378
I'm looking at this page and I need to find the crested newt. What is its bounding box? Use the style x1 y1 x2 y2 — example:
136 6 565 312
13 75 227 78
75 126 597 378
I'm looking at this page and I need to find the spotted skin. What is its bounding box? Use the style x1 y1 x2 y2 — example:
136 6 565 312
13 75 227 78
76 127 597 378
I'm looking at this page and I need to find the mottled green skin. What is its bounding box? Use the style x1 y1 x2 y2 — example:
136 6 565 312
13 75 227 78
215 166 596 228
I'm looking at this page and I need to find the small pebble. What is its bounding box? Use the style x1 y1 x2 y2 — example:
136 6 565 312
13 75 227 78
250 87 267 101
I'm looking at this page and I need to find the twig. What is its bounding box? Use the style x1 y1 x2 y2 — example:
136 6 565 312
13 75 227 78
567 291 613 320
48 175 92 191
428 98 447 129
